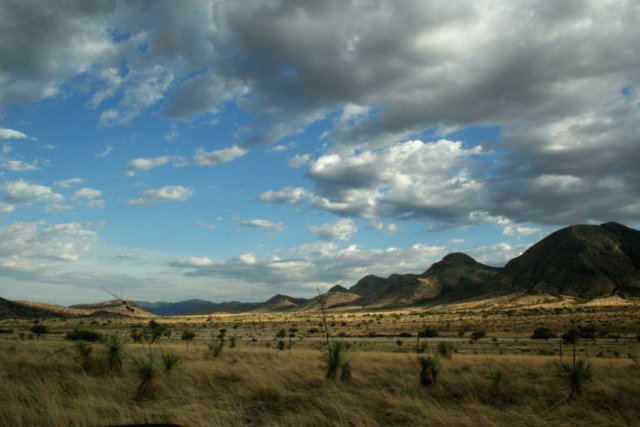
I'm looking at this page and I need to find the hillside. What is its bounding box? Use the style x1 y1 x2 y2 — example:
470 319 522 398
489 222 640 298
4 222 639 316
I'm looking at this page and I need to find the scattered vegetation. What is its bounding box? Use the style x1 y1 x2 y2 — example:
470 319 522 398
531 326 556 340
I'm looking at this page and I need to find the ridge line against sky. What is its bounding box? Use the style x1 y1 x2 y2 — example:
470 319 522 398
0 0 639 305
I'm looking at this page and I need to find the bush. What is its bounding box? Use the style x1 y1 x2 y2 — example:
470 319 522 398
73 340 95 372
102 334 125 374
30 324 48 339
437 342 455 359
471 330 486 341
555 358 593 398
398 332 412 338
323 341 350 380
531 327 556 340
418 327 439 338
66 329 102 342
419 356 442 387
161 353 182 373
132 354 160 400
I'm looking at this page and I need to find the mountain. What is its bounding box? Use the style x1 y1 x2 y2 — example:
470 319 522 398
0 297 73 319
137 299 217 316
347 253 499 308
68 299 155 317
490 222 640 298
4 222 639 316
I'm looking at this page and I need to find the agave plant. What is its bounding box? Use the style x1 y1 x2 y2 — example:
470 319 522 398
102 334 126 374
132 353 160 400
323 341 350 380
419 356 441 387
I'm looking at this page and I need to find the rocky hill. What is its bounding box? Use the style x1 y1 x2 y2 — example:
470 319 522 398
4 222 639 317
489 222 640 298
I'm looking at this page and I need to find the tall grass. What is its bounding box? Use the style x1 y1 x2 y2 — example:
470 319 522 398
0 341 638 426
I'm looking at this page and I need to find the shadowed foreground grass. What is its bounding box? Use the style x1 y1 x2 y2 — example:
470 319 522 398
1 339 639 426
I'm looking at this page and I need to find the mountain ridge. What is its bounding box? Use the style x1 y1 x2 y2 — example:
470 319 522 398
3 222 639 318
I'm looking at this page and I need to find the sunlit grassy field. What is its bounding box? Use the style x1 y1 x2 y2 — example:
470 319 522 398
1 303 639 426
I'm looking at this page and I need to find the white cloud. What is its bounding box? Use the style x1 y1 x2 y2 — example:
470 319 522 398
309 218 357 241
194 145 247 166
127 156 170 176
127 185 193 206
0 179 66 214
288 154 310 168
173 256 215 268
0 127 28 139
262 139 484 221
73 187 101 200
0 159 39 172
54 178 83 188
0 221 98 264
241 219 285 233
368 221 398 233
258 187 308 204
95 145 114 158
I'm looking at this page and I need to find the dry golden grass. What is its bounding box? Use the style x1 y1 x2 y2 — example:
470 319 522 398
1 328 639 426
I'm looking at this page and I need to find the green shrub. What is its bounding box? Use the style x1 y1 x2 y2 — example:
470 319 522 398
161 353 182 373
531 327 556 340
30 324 48 339
102 334 125 374
419 356 442 387
418 327 439 338
555 358 593 398
323 341 350 380
66 329 102 342
471 330 486 341
132 353 160 400
437 342 455 359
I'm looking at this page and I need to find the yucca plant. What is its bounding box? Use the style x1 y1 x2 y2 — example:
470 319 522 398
437 342 455 359
132 353 160 400
555 358 592 398
74 340 94 372
102 334 126 374
323 341 351 380
419 356 441 387
207 339 224 358
161 352 182 373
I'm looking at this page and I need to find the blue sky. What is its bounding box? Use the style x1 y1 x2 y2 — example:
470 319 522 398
1 1 639 305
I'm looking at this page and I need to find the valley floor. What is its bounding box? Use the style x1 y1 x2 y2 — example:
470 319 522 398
1 302 639 426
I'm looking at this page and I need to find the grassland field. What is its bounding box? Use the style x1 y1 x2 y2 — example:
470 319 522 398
1 300 639 426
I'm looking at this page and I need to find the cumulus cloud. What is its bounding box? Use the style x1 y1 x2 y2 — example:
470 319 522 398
0 221 98 264
0 159 39 172
368 222 398 234
309 218 357 241
261 139 484 221
0 127 28 139
2 1 640 225
127 185 193 206
72 187 105 208
54 178 83 188
240 219 285 233
0 179 66 214
193 145 247 166
170 241 451 293
127 156 184 176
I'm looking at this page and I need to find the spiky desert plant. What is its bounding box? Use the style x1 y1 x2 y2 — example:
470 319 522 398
418 356 441 387
437 342 455 359
132 353 160 400
102 334 126 374
161 352 182 373
323 341 350 380
555 358 592 398
74 340 95 372
340 361 352 382
207 339 225 358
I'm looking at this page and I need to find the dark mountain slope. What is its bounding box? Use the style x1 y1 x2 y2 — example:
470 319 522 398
492 222 640 297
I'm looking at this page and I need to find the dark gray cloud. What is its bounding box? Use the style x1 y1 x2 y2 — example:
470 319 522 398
2 0 639 225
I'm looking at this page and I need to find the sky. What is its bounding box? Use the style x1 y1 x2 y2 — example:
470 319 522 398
0 0 639 305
